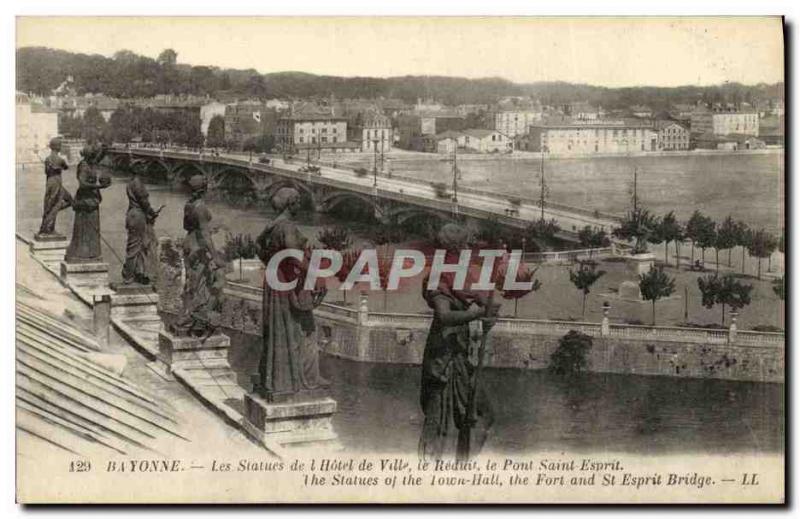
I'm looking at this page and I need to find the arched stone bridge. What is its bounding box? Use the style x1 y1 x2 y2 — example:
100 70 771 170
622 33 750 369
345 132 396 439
107 146 621 241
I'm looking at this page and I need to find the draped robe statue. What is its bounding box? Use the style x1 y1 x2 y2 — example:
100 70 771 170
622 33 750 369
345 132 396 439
121 173 159 285
65 144 111 263
172 175 225 337
253 187 329 401
36 137 73 238
418 223 498 461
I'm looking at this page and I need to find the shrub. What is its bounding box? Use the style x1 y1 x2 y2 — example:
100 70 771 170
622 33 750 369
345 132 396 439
222 233 257 261
548 330 592 376
354 167 368 178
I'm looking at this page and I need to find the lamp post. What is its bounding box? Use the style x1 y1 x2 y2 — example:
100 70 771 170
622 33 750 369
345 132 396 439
372 138 379 187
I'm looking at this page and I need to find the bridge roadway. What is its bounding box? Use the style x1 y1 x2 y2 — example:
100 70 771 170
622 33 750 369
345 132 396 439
110 146 622 240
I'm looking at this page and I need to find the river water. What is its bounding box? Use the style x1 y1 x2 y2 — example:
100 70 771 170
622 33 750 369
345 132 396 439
16 162 783 455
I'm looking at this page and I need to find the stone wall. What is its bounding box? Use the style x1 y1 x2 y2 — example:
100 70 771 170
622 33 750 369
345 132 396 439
212 281 784 384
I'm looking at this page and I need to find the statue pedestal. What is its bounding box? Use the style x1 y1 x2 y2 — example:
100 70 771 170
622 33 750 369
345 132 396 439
151 329 232 378
618 253 655 301
242 392 339 450
60 261 110 302
30 235 69 266
110 283 160 319
625 252 655 277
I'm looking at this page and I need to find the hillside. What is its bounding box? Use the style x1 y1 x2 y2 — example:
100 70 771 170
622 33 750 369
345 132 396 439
16 46 784 109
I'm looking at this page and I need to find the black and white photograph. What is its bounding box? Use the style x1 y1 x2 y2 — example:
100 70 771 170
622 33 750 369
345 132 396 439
12 15 785 504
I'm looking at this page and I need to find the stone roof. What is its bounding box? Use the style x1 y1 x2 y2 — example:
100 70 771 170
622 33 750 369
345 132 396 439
16 300 188 458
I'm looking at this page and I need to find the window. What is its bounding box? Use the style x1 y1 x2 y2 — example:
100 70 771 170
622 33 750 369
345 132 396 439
322 137 327 143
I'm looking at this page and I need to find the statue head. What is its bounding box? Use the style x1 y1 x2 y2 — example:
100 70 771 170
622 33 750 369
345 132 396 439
49 137 62 152
271 187 302 216
188 175 208 196
437 223 470 253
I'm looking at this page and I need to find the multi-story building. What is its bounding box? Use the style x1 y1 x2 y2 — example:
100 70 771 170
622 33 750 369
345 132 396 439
462 129 512 153
223 101 280 149
655 120 691 151
350 112 393 152
690 108 759 136
526 119 658 155
16 92 59 163
485 99 543 138
275 112 349 153
432 129 512 154
396 112 466 151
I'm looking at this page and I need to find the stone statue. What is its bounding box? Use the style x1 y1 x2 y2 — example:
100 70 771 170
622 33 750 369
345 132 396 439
121 168 162 285
418 223 498 461
172 175 226 337
65 143 111 263
36 137 73 239
253 187 329 401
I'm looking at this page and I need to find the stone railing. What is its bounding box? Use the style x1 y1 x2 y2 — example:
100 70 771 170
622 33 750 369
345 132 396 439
222 281 784 349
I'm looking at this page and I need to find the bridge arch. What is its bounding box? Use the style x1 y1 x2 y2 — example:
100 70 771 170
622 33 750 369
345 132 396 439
318 191 383 220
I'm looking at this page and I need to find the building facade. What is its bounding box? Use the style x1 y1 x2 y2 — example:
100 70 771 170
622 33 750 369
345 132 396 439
351 112 393 152
487 109 543 138
275 114 348 152
200 101 227 137
16 92 59 163
224 101 280 149
655 121 690 151
690 110 759 136
527 120 658 155
396 112 466 151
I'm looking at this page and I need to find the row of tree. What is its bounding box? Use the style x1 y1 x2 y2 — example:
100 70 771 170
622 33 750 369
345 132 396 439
612 208 782 279
18 46 784 108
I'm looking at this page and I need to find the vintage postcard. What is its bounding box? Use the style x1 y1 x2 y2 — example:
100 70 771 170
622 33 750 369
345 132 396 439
14 16 785 504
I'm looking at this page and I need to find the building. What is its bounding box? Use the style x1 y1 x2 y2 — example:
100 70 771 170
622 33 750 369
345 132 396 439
350 111 393 152
629 105 653 118
223 101 280 149
690 108 759 136
694 133 766 151
396 112 466 151
486 100 543 138
16 92 59 163
200 101 227 137
275 103 349 153
655 120 691 151
53 95 120 122
563 102 603 121
526 119 658 155
462 129 512 153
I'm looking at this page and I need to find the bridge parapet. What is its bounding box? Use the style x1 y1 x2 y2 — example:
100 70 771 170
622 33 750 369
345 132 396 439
109 146 621 238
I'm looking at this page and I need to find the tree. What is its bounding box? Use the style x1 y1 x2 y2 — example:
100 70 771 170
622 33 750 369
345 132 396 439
157 48 178 68
548 330 593 376
335 249 361 305
736 222 752 274
317 226 352 252
578 226 610 258
656 211 684 268
639 266 676 325
698 274 753 325
498 263 542 318
714 216 738 272
206 115 226 148
568 260 606 318
685 210 715 266
772 276 784 300
81 106 108 143
612 207 657 254
527 218 560 243
747 228 774 280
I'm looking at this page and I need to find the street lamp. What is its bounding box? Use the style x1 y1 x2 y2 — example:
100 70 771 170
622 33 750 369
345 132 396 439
372 138 379 187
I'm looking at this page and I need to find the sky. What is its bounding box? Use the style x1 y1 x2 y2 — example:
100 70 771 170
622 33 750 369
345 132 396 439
16 16 785 87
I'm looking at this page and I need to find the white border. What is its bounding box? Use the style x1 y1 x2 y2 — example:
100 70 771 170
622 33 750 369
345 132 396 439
2 2 794 517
